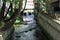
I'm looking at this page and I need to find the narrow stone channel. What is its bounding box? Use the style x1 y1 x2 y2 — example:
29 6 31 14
12 19 49 40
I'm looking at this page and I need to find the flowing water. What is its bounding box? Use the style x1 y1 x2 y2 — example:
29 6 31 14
13 14 48 40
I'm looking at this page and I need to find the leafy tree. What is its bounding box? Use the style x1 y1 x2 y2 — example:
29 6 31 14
0 0 23 31
34 0 52 14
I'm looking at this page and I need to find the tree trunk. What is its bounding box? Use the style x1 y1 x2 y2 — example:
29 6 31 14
0 9 18 31
4 2 12 20
0 1 6 21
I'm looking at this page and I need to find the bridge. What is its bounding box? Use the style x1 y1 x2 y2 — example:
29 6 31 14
0 0 60 40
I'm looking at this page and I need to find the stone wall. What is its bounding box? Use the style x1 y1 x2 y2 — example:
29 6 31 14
0 27 14 40
37 13 60 40
50 0 58 3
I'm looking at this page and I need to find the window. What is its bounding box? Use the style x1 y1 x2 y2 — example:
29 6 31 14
29 13 31 15
23 13 26 16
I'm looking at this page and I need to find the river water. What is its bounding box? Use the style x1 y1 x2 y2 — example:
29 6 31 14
12 14 48 40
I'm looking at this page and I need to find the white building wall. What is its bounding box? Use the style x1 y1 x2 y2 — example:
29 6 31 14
25 0 34 9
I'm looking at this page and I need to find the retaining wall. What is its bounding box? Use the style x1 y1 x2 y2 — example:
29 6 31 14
37 13 60 40
0 27 14 40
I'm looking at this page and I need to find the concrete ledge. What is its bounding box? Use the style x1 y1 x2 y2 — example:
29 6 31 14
37 13 60 40
38 14 60 32
0 27 14 40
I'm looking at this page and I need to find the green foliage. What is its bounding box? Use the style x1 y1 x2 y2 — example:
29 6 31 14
13 0 20 8
39 0 47 13
15 16 21 24
0 21 4 28
4 0 20 8
0 0 23 29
